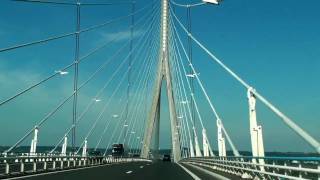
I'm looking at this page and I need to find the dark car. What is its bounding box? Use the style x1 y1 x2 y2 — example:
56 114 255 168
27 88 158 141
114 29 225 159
162 154 171 162
112 144 125 157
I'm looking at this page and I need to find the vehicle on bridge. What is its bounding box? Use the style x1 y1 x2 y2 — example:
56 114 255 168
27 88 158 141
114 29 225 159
162 154 171 162
112 144 126 157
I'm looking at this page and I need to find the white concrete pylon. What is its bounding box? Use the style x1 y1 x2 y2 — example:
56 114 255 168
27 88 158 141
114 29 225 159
205 130 215 157
30 127 38 156
141 0 181 162
202 128 210 156
194 132 202 157
217 119 226 156
189 139 195 157
61 136 68 156
247 87 265 167
30 140 34 155
82 139 88 157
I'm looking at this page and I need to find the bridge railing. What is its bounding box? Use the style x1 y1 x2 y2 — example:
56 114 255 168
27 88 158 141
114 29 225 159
0 154 150 178
181 156 320 180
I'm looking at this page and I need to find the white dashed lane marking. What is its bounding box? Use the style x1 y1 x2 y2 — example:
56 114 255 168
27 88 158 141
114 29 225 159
140 166 144 168
126 171 133 174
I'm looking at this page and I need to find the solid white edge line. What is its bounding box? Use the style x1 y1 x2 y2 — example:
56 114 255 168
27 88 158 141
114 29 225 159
182 162 231 180
177 163 201 180
4 163 112 180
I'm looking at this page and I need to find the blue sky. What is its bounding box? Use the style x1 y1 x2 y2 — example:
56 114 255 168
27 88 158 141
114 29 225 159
0 0 319 153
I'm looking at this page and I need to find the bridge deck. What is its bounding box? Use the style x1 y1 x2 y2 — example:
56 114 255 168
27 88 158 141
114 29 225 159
4 161 240 180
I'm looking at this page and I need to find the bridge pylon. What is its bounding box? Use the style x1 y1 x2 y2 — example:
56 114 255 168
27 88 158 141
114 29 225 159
141 0 181 162
248 87 265 167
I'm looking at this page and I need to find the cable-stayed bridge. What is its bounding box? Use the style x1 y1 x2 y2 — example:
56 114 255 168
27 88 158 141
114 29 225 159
0 0 319 179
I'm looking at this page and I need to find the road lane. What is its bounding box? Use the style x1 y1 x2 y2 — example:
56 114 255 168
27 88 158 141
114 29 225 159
4 161 233 180
181 162 242 180
12 162 146 180
129 161 194 180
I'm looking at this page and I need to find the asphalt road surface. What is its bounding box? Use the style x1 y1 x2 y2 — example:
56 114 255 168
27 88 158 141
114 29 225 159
4 161 239 180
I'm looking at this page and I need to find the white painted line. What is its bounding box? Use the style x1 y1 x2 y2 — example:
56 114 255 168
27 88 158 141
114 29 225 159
183 162 231 180
5 163 112 180
177 163 201 180
126 170 133 174
140 166 144 168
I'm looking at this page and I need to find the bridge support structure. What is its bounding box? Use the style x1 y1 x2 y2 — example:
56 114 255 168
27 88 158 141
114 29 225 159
194 131 202 157
153 99 161 158
189 139 195 157
61 136 68 156
82 139 88 157
30 127 38 156
248 88 265 166
141 0 181 162
217 119 226 156
202 129 210 156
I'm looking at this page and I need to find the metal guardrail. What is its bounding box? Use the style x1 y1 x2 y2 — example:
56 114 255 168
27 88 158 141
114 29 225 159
0 155 150 179
181 156 320 180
